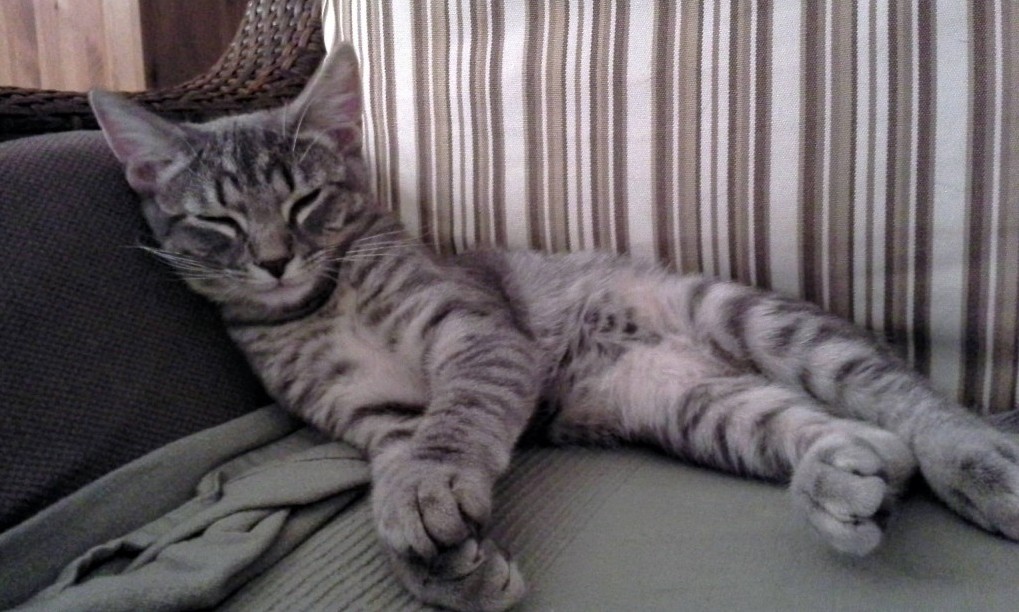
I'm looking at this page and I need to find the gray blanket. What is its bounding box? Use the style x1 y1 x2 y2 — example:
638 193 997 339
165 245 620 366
5 405 1019 611
13 430 367 610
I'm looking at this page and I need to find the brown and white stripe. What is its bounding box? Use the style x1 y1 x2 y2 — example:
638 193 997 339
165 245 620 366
325 0 1019 413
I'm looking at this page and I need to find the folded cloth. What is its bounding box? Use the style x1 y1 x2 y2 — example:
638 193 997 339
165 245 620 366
0 405 642 611
2 407 369 612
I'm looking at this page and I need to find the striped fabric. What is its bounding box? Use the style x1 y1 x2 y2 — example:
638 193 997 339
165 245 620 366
323 1 1019 414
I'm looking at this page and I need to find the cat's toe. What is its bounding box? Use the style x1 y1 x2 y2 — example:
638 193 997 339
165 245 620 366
374 460 492 559
791 431 914 555
388 538 526 612
917 426 1019 540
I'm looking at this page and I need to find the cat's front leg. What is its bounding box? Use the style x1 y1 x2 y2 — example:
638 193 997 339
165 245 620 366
369 306 540 611
373 444 526 612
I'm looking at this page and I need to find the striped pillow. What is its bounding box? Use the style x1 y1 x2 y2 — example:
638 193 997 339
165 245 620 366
324 1 1018 414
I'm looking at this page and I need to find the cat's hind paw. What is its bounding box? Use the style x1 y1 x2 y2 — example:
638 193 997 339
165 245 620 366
388 538 526 612
791 429 916 555
916 423 1019 541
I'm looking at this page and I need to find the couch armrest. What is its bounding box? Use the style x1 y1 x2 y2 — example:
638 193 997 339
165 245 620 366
0 132 269 532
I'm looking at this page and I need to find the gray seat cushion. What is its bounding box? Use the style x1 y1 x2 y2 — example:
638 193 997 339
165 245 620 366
4 405 1018 610
0 131 268 532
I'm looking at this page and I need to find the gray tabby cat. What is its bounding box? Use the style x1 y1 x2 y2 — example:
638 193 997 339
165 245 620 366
90 44 1019 612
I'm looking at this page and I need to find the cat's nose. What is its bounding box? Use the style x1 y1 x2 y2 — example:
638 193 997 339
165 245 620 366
259 257 291 278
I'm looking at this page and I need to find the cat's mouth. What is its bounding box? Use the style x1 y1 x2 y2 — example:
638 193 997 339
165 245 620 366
251 279 317 307
223 268 338 327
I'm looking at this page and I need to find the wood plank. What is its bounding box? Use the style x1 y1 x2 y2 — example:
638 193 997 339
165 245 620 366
138 0 247 88
101 0 146 91
1 0 244 90
34 0 108 91
0 0 41 88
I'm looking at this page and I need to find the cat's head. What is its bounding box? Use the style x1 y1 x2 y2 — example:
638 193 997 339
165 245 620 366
90 43 370 323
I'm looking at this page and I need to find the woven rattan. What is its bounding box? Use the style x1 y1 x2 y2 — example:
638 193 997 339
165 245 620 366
0 0 325 139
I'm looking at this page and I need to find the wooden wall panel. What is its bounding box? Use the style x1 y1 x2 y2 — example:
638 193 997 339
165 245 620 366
0 0 243 91
138 0 247 88
102 0 147 91
33 0 109 91
0 0 42 88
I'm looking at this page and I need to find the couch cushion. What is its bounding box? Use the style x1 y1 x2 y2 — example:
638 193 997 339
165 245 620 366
0 131 268 532
9 409 1017 611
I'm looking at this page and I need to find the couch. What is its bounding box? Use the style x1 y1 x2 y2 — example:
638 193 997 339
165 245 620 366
3 1 1019 610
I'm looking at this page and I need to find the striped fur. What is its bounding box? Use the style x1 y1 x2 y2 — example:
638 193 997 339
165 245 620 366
93 43 1019 612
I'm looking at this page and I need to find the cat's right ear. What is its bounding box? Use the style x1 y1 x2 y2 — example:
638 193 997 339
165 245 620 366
89 90 192 195
282 43 363 154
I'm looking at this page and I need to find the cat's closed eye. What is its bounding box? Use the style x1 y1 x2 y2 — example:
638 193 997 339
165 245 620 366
195 214 244 236
288 187 325 227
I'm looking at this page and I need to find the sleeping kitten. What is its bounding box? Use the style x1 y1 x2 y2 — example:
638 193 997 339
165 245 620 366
90 44 1019 612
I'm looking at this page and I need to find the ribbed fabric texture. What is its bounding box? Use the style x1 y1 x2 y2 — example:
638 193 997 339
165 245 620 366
326 0 1019 414
220 446 643 610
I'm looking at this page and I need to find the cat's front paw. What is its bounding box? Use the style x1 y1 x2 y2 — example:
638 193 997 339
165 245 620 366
388 538 526 612
373 458 493 560
791 429 915 555
915 422 1019 540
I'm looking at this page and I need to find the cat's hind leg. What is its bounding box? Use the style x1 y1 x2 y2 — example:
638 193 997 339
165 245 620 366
670 276 1019 541
547 340 916 555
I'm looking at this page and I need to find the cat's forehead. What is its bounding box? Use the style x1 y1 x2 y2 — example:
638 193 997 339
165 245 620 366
186 120 336 186
196 121 291 168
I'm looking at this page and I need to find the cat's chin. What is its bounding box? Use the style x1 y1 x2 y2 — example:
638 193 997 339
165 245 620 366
219 272 338 327
249 279 318 308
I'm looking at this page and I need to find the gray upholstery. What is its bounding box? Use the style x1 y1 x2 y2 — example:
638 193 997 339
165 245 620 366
4 405 1019 610
0 132 267 531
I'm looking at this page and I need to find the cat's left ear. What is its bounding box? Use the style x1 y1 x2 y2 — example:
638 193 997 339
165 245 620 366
284 42 363 154
89 90 193 195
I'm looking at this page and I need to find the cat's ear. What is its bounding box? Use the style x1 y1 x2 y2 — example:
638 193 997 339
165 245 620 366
284 42 363 154
89 90 193 194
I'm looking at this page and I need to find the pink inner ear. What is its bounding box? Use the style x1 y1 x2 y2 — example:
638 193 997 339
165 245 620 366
104 124 151 164
330 125 362 154
126 160 168 194
338 96 361 119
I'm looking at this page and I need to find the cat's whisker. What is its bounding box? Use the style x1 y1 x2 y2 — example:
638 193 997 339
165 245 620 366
336 252 404 263
175 273 231 283
322 253 392 265
297 139 319 166
143 253 212 271
327 248 410 262
344 242 416 255
280 103 289 144
136 246 247 281
346 236 419 249
351 234 415 244
289 59 333 158
348 242 415 252
338 254 391 262
290 99 316 159
353 229 408 242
